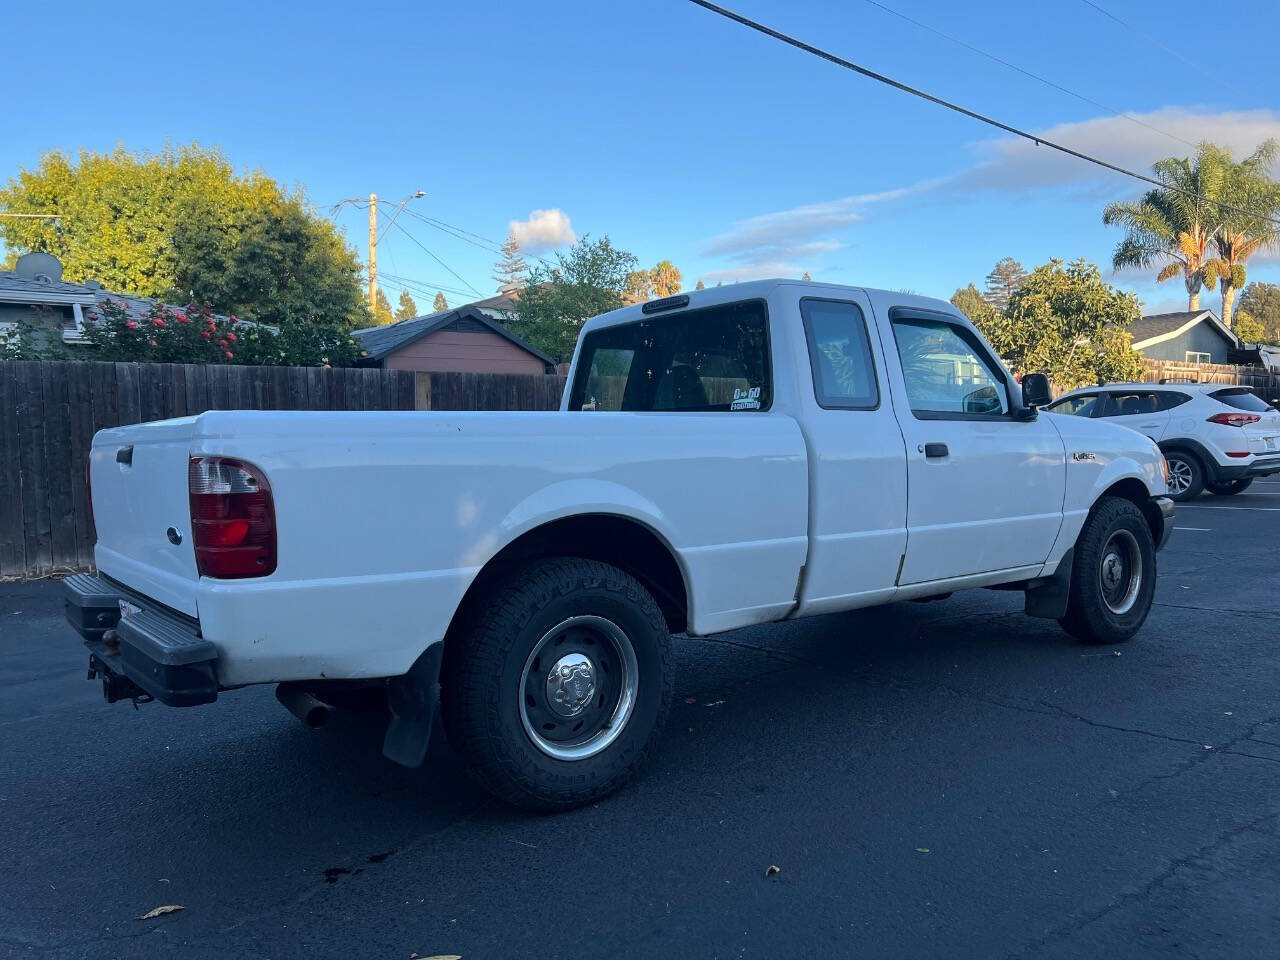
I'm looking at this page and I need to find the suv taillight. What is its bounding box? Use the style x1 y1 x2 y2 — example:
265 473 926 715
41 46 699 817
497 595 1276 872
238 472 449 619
1207 412 1261 427
189 457 276 578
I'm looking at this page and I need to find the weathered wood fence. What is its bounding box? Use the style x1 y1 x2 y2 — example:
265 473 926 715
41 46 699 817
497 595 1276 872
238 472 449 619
0 361 566 578
1140 358 1280 398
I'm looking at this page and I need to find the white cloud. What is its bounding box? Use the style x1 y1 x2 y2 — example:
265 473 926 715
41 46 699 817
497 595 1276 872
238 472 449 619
508 208 576 253
698 182 937 283
959 108 1280 191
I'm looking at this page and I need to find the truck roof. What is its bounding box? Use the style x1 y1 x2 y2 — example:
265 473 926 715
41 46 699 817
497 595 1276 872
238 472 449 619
578 279 962 337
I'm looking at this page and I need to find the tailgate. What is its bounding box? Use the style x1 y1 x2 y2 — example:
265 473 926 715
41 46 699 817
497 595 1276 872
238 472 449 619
90 417 200 616
1245 410 1280 454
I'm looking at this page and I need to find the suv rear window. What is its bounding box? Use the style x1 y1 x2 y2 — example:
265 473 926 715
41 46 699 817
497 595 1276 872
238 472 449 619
568 300 771 412
1210 388 1273 412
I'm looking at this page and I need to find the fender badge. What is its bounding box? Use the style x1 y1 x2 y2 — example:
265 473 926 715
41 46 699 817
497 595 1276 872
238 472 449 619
1072 452 1097 462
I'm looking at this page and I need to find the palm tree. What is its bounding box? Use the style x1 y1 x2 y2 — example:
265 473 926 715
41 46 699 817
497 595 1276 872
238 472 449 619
650 260 682 298
1103 144 1230 311
1205 139 1280 328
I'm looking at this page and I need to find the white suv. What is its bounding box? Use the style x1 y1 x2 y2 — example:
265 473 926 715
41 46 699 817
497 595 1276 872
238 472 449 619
1047 383 1280 500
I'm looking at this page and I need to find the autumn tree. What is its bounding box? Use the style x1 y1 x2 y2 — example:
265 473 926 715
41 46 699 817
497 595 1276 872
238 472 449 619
511 235 638 360
493 232 528 295
650 260 682 297
433 291 449 312
372 289 394 325
0 144 368 328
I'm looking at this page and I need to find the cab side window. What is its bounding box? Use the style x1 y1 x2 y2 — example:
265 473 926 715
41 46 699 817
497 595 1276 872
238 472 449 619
1048 394 1099 417
890 316 1009 417
1098 391 1160 417
801 298 879 409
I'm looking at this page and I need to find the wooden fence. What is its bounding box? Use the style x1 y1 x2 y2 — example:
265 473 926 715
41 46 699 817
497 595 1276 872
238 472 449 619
0 361 566 578
1140 358 1280 398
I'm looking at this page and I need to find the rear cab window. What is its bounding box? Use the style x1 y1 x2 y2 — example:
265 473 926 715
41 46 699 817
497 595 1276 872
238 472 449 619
1210 388 1274 413
801 298 878 409
568 299 771 412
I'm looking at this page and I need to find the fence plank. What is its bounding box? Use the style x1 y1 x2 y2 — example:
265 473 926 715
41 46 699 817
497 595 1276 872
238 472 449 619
0 363 25 575
67 363 96 567
16 363 52 575
41 363 79 570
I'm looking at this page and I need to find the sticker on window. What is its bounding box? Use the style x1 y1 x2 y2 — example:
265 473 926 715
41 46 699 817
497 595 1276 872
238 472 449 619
730 386 762 411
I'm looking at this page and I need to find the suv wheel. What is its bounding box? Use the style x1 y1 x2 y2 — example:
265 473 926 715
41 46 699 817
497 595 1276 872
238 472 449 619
1162 450 1205 501
441 557 673 811
1059 497 1157 645
1206 478 1253 496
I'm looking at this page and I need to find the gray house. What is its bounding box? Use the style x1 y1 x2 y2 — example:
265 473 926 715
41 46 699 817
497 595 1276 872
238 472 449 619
1129 310 1239 365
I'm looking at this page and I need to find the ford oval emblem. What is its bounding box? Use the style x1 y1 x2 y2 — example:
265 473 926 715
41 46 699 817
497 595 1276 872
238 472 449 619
166 526 183 546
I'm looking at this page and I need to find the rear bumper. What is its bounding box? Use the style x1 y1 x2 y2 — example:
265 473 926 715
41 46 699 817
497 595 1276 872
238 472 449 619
63 573 218 707
1213 454 1280 481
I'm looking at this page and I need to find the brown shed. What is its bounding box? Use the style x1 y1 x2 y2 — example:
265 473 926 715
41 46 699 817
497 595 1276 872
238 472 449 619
353 297 554 374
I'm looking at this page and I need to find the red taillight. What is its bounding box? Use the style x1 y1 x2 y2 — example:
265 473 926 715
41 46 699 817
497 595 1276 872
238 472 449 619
1207 412 1261 427
189 457 276 578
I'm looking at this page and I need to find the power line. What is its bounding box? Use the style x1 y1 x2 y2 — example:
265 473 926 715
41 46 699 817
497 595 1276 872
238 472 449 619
386 220 484 297
1077 0 1218 84
687 0 1280 227
379 271 477 300
859 0 1196 149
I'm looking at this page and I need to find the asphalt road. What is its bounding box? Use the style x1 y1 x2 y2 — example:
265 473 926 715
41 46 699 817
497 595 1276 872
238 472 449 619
3 483 1280 959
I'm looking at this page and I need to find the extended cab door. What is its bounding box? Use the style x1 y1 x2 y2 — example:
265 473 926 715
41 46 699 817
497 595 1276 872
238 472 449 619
878 308 1065 585
791 294 908 615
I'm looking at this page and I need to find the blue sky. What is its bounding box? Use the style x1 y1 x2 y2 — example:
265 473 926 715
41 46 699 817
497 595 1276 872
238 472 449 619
4 0 1279 316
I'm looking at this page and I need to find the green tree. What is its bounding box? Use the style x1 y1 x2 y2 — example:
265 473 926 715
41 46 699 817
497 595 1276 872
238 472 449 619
1239 282 1280 340
1232 310 1273 345
625 269 653 303
1204 140 1280 327
372 288 394 325
982 257 1026 310
493 232 528 295
394 290 418 321
0 144 368 327
511 234 638 360
1103 143 1233 311
979 259 1144 390
433 291 449 312
950 283 999 327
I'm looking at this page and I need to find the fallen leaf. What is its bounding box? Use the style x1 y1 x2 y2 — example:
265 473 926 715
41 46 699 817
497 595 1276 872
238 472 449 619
915 848 930 854
764 864 781 877
136 904 183 920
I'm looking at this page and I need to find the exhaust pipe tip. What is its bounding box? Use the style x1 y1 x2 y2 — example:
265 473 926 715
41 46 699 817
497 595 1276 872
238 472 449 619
275 684 331 729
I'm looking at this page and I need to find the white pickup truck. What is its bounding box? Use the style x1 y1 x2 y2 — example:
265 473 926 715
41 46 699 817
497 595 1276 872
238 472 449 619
66 281 1174 809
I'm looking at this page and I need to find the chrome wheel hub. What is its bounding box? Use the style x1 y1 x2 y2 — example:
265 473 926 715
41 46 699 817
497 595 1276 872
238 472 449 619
1099 529 1142 616
545 653 597 718
518 615 640 761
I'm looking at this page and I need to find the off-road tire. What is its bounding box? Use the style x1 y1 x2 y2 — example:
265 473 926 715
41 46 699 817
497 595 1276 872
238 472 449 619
441 557 673 812
1206 478 1253 496
1163 449 1205 501
1058 497 1156 645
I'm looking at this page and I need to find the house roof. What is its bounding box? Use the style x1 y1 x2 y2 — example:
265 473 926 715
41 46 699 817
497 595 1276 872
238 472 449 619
352 300 551 364
1129 310 1239 349
0 272 98 305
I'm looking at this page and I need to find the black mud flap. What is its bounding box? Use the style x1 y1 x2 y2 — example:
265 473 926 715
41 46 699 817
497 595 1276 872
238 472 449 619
1025 548 1073 620
382 643 444 768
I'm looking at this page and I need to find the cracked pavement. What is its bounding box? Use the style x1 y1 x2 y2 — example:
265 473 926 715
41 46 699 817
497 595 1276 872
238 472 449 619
2 480 1279 959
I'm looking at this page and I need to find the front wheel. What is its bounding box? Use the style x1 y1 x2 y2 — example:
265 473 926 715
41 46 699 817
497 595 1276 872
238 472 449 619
441 557 673 811
1206 478 1253 496
1162 450 1205 501
1059 497 1156 645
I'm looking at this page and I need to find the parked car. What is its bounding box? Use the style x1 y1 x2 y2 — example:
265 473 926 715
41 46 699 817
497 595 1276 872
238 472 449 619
65 281 1173 810
1046 383 1280 501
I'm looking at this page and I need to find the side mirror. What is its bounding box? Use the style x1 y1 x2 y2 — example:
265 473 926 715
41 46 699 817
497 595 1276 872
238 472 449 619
1021 373 1052 409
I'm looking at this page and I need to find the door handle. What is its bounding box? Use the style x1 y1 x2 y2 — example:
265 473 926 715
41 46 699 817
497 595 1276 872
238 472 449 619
923 442 949 459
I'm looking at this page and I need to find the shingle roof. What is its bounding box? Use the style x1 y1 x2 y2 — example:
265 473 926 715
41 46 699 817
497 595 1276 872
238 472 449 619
352 300 551 365
1129 310 1237 347
0 273 98 301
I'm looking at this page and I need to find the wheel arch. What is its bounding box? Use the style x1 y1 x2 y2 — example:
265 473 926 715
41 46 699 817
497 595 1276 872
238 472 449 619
1159 438 1217 479
1097 476 1166 548
445 512 692 646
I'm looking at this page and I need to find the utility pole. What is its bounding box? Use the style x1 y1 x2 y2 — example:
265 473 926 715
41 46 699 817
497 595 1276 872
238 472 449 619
368 192 378 309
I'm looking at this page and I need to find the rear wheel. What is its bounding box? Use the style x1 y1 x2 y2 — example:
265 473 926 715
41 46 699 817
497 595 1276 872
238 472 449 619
1059 497 1156 645
1162 449 1205 501
1206 478 1253 496
441 557 673 811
